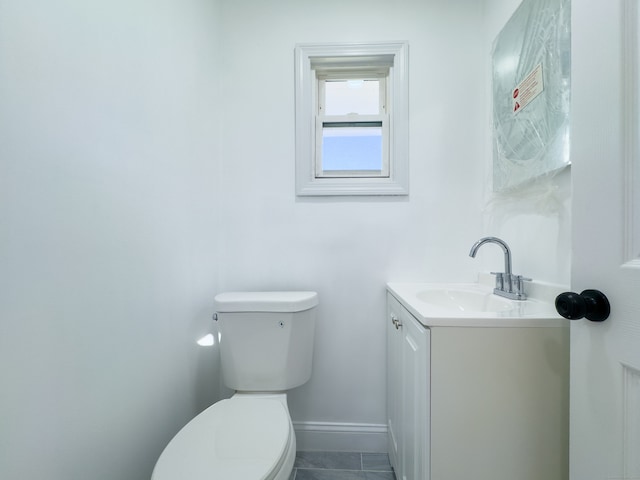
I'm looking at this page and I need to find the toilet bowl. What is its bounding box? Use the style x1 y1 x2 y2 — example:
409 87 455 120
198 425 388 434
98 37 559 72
151 394 295 480
151 291 318 480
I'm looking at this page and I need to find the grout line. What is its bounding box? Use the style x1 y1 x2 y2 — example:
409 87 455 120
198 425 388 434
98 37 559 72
295 468 363 472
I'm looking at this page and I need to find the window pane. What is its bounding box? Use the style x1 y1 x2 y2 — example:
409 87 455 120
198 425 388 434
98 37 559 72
322 124 382 172
324 80 380 115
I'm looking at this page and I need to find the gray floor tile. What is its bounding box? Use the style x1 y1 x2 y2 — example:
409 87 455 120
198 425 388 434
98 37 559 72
295 469 366 480
361 453 392 472
291 451 396 480
363 472 396 480
294 451 362 470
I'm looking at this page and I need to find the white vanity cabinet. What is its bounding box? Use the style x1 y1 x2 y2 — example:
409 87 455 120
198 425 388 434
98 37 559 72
386 289 569 480
386 293 430 480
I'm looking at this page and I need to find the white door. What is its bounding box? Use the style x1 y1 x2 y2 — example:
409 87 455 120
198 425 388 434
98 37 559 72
571 1 640 479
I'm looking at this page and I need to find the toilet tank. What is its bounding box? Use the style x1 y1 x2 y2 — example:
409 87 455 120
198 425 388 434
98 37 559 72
214 291 318 392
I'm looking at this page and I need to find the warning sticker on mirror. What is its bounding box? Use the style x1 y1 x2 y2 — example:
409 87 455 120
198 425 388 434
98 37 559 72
512 63 544 114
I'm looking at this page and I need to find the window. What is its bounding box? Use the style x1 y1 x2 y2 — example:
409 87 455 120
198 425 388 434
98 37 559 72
318 76 388 178
295 42 409 196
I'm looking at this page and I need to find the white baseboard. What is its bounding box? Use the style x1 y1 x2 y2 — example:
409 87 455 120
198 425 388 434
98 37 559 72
293 421 388 453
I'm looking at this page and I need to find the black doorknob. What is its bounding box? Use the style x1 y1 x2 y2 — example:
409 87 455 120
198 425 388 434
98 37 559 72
555 289 610 322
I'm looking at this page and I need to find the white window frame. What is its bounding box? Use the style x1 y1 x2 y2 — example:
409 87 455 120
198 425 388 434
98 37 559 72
295 42 409 196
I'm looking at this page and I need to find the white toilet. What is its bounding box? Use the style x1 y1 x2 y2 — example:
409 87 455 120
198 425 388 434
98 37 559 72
151 291 318 480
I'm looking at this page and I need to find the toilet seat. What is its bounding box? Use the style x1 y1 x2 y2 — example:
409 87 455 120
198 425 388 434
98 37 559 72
151 397 293 480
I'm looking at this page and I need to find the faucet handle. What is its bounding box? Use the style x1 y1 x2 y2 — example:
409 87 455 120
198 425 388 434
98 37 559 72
513 275 532 296
490 271 504 290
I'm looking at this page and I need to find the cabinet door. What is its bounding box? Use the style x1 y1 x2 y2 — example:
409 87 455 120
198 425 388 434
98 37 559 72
386 296 403 472
387 293 430 480
399 305 430 480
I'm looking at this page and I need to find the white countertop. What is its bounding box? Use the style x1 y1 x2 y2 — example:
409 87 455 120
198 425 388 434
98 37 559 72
387 274 569 327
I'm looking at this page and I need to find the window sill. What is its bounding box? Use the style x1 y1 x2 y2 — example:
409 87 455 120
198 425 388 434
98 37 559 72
295 175 409 196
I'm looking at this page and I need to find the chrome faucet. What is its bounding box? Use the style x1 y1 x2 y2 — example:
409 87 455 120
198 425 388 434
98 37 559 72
469 236 530 300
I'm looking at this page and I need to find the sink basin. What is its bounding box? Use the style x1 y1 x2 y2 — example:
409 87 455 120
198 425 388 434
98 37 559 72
415 288 514 313
387 281 565 327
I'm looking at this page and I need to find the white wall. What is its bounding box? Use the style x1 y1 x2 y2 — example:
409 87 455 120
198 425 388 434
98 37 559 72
479 0 572 286
216 0 487 449
0 1 222 479
0 0 574 476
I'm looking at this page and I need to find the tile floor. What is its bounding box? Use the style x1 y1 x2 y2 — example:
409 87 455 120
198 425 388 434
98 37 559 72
289 451 396 480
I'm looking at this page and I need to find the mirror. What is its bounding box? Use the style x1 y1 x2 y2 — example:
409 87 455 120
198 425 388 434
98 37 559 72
492 0 570 192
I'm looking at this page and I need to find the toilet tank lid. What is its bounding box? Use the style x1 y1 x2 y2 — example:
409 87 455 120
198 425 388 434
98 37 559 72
214 291 318 313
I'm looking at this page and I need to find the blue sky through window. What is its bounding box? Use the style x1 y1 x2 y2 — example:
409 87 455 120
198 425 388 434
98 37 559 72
322 134 383 171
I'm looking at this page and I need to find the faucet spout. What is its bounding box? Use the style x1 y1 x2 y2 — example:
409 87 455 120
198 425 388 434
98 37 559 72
469 236 530 300
469 236 512 276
